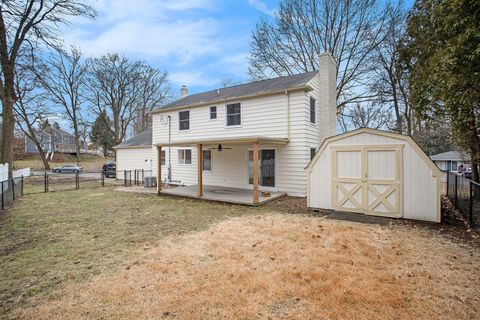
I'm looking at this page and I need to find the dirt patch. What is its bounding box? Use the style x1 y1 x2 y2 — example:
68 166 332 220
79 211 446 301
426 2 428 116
15 214 480 320
394 196 480 247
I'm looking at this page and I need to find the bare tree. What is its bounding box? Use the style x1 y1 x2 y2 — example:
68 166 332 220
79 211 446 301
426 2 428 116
13 54 51 169
87 53 143 144
248 0 389 111
371 2 412 134
0 0 95 174
133 64 171 134
340 103 392 131
36 47 87 165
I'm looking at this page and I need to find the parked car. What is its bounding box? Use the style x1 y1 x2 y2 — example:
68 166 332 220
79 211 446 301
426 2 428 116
52 164 83 173
102 162 116 178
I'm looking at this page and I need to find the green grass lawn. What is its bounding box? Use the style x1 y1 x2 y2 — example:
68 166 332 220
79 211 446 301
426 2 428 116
0 187 266 317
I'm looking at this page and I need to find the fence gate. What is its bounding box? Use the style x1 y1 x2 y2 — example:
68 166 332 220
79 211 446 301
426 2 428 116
332 145 403 218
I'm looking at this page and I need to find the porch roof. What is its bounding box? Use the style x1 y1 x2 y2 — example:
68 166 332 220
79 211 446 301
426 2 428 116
155 136 289 147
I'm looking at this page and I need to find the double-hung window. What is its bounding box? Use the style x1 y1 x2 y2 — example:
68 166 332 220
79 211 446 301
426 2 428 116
310 97 316 124
226 103 241 127
202 150 212 171
178 149 192 164
179 110 190 130
210 106 217 119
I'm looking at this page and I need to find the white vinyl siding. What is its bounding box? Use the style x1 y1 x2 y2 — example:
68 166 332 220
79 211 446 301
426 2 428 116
116 147 153 173
151 73 329 197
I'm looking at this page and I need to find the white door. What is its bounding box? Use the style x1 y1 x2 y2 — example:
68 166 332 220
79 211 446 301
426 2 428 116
332 145 403 217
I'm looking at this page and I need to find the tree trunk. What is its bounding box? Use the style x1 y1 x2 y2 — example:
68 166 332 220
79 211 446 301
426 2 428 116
469 118 480 182
73 125 81 166
1 97 15 177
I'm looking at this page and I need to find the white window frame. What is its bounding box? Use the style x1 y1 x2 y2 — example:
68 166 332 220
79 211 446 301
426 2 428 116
202 149 212 171
209 106 217 120
178 110 190 131
161 150 166 166
178 148 192 165
224 102 242 128
309 96 316 124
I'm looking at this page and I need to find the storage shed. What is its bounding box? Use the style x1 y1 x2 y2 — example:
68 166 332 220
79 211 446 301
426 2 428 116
306 128 442 222
114 128 154 174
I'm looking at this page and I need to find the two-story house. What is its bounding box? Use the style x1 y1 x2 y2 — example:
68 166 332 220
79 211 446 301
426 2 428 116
115 53 336 204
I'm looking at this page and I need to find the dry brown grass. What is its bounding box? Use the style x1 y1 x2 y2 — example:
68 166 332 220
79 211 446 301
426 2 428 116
14 214 480 320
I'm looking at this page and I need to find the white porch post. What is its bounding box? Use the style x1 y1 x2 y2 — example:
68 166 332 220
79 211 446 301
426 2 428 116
157 145 162 194
197 144 203 197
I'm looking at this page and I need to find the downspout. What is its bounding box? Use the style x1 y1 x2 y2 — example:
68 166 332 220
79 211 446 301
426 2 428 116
285 91 291 140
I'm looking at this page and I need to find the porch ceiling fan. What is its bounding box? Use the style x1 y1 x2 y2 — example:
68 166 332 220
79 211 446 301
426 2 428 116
208 144 232 152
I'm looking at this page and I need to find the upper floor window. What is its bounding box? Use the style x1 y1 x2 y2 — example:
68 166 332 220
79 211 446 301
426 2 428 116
202 150 212 171
210 106 217 119
178 149 192 164
226 103 241 126
310 97 316 124
179 110 190 130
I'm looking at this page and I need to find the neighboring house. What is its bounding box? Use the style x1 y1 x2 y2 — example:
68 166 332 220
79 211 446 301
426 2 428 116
115 128 153 173
115 53 337 200
430 151 470 172
25 126 86 155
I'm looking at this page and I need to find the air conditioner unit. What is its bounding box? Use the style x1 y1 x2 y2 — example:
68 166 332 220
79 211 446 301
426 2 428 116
144 176 157 188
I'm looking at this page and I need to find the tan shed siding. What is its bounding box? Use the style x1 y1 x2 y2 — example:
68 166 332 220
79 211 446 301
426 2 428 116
116 148 154 174
308 131 440 222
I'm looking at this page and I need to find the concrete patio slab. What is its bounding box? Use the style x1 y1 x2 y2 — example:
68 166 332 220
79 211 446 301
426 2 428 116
160 184 286 206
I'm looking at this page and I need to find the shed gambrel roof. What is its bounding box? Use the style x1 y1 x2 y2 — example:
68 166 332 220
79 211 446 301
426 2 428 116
152 71 318 112
114 128 152 149
305 128 442 177
430 151 470 161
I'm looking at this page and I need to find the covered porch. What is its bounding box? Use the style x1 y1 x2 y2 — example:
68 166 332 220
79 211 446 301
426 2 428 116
156 136 289 205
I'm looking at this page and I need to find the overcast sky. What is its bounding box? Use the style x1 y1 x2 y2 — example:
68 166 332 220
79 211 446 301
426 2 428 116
63 0 278 97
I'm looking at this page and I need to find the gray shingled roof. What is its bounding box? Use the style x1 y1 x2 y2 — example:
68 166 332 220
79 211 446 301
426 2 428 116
115 128 152 148
155 71 318 111
430 151 470 161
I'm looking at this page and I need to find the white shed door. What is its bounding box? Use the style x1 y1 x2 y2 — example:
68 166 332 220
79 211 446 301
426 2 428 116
332 146 403 217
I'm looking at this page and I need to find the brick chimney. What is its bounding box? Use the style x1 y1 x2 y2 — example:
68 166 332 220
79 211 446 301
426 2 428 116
180 85 188 98
318 52 337 141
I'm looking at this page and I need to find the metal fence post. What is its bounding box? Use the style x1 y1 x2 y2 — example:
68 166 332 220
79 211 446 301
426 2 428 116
454 174 458 208
21 175 24 196
469 182 474 227
124 170 127 187
446 171 449 197
12 178 15 201
1 181 4 210
44 172 48 193
75 172 79 190
129 170 132 186
101 172 105 187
